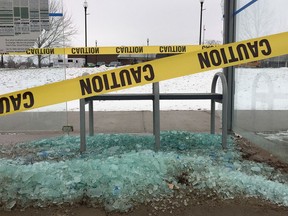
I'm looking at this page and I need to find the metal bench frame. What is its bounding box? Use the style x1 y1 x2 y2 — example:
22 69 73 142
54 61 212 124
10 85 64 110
79 72 228 152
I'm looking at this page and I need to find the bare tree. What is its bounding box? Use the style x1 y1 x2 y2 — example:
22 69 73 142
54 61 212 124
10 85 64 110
26 57 35 68
7 56 16 68
35 1 77 68
237 1 274 40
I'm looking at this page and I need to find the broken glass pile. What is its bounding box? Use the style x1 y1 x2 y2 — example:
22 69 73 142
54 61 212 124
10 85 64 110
0 131 287 211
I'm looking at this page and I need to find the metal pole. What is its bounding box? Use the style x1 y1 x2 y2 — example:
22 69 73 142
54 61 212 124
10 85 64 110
211 73 228 149
84 1 88 67
199 1 204 45
153 82 160 151
89 101 94 136
80 72 90 152
223 0 236 132
80 99 86 152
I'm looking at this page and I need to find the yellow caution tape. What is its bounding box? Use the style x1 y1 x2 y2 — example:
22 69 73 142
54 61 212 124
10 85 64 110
6 45 215 55
1 32 288 116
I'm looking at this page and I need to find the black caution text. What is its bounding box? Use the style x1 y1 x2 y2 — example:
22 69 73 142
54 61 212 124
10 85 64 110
79 64 155 96
159 46 186 53
0 91 34 114
198 39 272 69
71 47 99 54
26 48 55 55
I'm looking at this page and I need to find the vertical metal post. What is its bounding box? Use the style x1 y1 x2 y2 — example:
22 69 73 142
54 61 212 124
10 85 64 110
89 100 94 136
223 0 236 132
80 99 86 152
153 82 160 151
221 85 228 149
211 100 216 134
83 1 88 67
211 72 228 149
199 0 204 45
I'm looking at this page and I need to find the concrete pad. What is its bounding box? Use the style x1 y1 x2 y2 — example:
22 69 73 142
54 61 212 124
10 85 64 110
0 111 222 145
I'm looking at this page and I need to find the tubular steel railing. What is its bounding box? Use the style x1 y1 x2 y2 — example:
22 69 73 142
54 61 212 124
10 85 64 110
79 72 228 152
